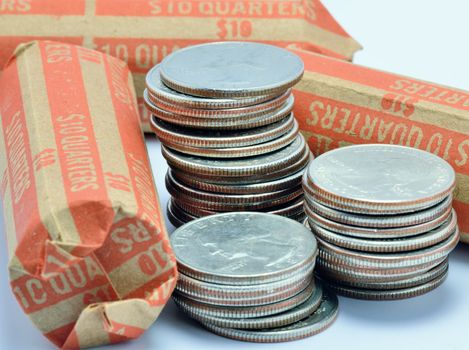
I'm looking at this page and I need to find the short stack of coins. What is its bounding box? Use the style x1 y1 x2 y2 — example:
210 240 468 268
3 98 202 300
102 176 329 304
144 42 311 227
303 144 459 300
170 212 339 342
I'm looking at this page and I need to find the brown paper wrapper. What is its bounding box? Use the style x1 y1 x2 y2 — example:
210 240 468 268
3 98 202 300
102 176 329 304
0 41 177 348
289 48 469 243
0 0 362 131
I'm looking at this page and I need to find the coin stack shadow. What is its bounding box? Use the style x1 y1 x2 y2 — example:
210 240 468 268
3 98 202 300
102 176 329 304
144 65 310 227
170 212 338 342
302 144 459 300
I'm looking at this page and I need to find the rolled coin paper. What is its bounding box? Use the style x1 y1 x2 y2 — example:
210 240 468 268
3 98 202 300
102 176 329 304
0 41 177 348
291 47 469 243
0 0 361 131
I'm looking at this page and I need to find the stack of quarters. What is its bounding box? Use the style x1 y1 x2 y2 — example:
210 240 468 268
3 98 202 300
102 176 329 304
144 42 311 226
303 144 459 300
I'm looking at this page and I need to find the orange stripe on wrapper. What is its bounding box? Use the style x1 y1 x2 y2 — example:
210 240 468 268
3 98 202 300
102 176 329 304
38 41 113 254
0 0 85 15
294 91 469 176
292 49 469 113
0 55 50 274
0 37 83 69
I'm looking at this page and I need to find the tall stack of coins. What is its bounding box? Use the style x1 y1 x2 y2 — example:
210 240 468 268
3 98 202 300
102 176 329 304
144 42 310 226
303 144 459 300
170 212 338 342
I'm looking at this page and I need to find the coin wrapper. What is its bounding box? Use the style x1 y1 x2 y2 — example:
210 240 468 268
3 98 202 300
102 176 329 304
0 0 362 131
0 41 178 349
290 48 469 243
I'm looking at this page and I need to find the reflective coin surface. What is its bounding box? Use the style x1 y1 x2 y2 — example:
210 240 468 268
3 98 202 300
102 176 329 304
306 144 455 214
162 134 307 177
182 282 323 329
159 42 304 97
161 119 298 158
145 65 280 109
326 270 448 300
304 194 453 229
152 114 294 149
170 212 317 285
201 289 338 342
172 280 316 319
309 210 457 252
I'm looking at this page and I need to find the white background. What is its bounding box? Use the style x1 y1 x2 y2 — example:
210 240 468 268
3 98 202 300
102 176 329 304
1 1 469 349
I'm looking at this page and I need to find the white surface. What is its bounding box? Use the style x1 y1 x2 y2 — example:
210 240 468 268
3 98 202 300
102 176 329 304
1 1 469 349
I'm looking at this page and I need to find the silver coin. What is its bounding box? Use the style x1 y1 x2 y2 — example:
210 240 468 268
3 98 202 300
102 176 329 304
166 149 311 186
182 282 323 329
167 207 188 228
145 91 295 130
172 197 305 219
305 144 455 214
166 170 302 206
317 257 446 284
176 264 314 302
305 200 452 239
159 42 304 98
201 289 338 343
326 269 448 300
170 212 317 285
152 88 291 118
338 259 448 290
177 275 312 307
309 210 457 253
167 199 194 227
167 182 303 212
145 65 281 109
162 134 307 178
152 114 294 149
304 194 453 229
161 118 298 158
171 166 305 194
317 227 459 270
172 280 316 319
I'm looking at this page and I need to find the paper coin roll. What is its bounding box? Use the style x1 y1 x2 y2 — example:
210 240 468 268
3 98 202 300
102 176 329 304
0 41 177 349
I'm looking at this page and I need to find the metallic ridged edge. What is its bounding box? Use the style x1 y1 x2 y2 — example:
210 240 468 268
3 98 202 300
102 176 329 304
305 203 453 239
161 134 306 177
145 65 281 109
176 275 312 307
152 114 294 148
182 283 323 329
304 171 455 215
172 197 305 218
176 251 318 287
175 264 314 300
309 210 457 253
304 194 453 228
167 181 303 211
316 257 445 283
166 150 311 186
326 269 448 300
160 66 303 98
161 119 298 158
200 290 338 343
336 259 449 290
146 97 295 131
316 228 459 269
167 170 302 205
172 281 316 319
172 166 305 195
151 89 291 118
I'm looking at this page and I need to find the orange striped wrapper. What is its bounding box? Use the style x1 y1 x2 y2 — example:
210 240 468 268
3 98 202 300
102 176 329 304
0 41 178 348
290 48 469 243
0 0 362 132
